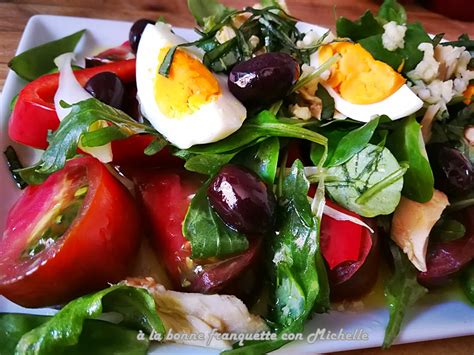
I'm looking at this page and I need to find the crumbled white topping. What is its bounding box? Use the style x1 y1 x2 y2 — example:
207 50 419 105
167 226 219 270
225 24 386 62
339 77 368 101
216 26 236 44
290 104 312 120
249 35 260 49
382 21 407 51
408 43 440 83
465 127 474 145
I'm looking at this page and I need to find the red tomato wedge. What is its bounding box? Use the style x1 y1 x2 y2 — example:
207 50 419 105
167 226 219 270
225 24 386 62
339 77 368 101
8 59 136 150
320 199 365 269
133 168 262 293
0 157 141 307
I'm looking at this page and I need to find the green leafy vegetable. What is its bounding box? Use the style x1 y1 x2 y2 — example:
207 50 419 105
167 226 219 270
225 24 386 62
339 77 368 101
233 137 280 185
187 0 234 27
326 144 405 217
358 23 431 74
182 152 237 175
386 115 434 203
377 0 407 25
431 217 466 242
188 110 327 154
9 30 85 81
15 285 163 354
327 117 379 167
315 85 335 120
461 263 474 305
383 243 427 348
183 182 249 259
3 146 27 189
336 11 383 41
26 98 165 182
0 314 149 355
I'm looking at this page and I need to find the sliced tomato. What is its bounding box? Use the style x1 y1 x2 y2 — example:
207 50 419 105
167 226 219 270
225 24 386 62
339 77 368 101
133 168 261 293
111 135 182 168
8 59 136 150
0 157 141 307
320 199 365 269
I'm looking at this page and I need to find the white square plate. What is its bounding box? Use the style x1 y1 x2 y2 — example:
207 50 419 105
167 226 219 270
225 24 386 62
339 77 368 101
1 15 473 354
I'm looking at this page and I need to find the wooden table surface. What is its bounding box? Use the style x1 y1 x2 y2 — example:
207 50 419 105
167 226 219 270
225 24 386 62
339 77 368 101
0 0 473 353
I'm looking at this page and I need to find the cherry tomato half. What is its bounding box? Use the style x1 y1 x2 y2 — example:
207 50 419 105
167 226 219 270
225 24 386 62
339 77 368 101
0 157 141 307
133 168 262 294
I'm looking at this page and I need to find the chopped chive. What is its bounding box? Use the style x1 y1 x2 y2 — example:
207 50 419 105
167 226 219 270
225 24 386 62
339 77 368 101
158 46 178 77
4 145 27 189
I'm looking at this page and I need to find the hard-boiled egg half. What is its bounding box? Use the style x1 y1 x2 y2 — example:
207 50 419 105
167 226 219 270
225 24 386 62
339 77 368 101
136 22 247 149
310 42 423 122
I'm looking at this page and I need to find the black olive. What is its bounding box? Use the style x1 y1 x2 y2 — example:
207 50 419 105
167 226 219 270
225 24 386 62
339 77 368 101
427 143 474 196
129 18 155 54
228 52 300 108
208 164 276 235
84 72 125 109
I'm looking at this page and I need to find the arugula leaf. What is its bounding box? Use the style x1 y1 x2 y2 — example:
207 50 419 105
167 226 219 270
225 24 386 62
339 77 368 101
383 243 427 348
0 314 149 355
15 285 163 354
8 30 85 81
272 160 329 326
461 263 474 305
326 144 405 217
359 23 431 73
233 137 280 185
188 110 327 154
187 0 234 27
328 117 379 167
183 182 249 259
386 115 434 203
336 11 383 41
30 98 164 179
183 152 237 175
377 0 407 25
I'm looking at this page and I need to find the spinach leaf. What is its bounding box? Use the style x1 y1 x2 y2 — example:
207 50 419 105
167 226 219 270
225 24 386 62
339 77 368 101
431 217 466 242
377 0 407 25
383 243 427 348
188 110 327 154
315 85 335 120
328 117 379 167
9 30 85 82
183 182 249 259
386 115 434 203
336 11 383 41
233 137 280 185
326 144 405 217
187 0 234 27
28 98 165 180
272 160 329 327
0 314 148 355
461 263 474 305
15 285 163 354
359 23 431 74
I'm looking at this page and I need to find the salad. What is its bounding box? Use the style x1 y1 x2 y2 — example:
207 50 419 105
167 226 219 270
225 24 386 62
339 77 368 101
1 0 473 353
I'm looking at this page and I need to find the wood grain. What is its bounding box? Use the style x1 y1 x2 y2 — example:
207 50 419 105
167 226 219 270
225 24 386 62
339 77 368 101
0 1 473 353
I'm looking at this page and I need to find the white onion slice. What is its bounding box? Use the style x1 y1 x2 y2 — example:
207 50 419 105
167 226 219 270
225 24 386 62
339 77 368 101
53 52 113 163
323 204 375 233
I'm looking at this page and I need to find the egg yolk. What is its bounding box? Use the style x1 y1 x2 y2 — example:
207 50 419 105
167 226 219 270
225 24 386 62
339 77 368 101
154 47 221 118
319 42 406 104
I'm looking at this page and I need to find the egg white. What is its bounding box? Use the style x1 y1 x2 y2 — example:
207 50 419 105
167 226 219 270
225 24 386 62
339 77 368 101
136 23 247 149
310 51 423 122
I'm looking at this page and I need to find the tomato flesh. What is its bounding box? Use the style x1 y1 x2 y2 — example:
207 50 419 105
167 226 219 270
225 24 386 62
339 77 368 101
133 168 262 293
0 157 141 307
9 59 136 150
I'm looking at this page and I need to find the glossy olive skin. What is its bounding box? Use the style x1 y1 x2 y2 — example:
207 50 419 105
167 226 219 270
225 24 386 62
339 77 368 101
427 143 474 196
129 18 155 53
84 72 125 109
228 52 299 108
208 164 276 235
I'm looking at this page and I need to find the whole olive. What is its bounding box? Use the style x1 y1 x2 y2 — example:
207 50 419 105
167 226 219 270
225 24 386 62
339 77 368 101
228 52 299 108
129 18 155 53
208 164 276 235
84 72 125 109
427 143 474 195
